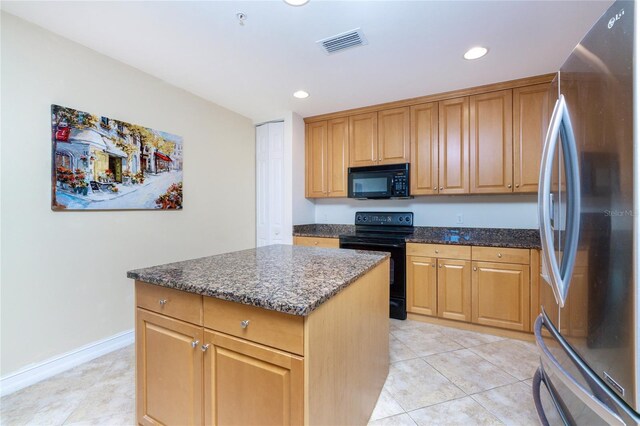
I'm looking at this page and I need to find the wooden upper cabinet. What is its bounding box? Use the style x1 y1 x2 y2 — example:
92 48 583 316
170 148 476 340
470 90 513 194
410 103 439 195
305 122 327 197
349 112 378 167
305 119 348 198
378 107 410 165
513 84 551 192
327 118 349 197
438 97 469 194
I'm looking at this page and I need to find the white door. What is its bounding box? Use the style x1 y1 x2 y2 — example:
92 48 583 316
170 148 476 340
256 122 285 247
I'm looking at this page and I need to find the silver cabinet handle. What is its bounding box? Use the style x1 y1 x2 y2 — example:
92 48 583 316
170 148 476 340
159 299 167 306
191 340 199 348
201 344 210 352
240 320 250 329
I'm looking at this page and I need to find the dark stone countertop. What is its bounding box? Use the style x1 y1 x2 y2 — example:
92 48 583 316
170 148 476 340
293 224 541 249
127 244 389 316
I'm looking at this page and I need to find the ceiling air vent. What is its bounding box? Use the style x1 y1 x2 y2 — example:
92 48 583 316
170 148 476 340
316 28 368 55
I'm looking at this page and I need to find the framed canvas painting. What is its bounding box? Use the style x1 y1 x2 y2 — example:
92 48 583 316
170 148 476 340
51 105 183 210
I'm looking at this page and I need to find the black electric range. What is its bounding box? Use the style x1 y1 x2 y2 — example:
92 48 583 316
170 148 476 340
339 212 414 320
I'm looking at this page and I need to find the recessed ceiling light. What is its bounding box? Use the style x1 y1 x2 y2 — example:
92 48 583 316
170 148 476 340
464 46 488 60
293 90 309 99
283 0 310 6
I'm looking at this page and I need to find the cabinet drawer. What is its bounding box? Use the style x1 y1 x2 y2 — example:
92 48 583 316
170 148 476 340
293 236 340 248
136 281 203 325
204 297 304 356
472 246 530 264
407 243 471 260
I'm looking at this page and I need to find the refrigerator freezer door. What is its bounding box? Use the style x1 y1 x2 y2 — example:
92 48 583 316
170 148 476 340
534 314 640 425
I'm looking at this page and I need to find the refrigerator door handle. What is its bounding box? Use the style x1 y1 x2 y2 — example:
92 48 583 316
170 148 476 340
537 94 581 307
534 315 625 426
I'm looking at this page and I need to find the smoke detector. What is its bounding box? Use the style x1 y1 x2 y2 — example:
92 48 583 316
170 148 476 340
316 28 368 55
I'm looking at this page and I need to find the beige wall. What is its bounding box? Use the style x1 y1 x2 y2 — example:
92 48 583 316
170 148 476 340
0 13 256 375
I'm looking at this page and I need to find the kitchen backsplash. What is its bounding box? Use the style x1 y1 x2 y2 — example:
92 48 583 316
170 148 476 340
314 195 538 229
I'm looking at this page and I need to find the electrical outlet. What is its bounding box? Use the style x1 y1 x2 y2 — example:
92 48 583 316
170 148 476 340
456 214 463 224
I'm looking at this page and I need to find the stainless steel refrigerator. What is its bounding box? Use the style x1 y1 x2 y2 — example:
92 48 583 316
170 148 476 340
533 1 640 424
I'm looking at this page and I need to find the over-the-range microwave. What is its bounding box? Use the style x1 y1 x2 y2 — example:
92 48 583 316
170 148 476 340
348 163 410 199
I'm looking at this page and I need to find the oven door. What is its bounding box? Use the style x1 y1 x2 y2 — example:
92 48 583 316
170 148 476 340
339 239 406 319
348 170 392 199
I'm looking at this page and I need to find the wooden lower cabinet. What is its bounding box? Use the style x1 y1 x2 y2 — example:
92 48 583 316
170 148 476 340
472 261 530 331
203 330 304 426
135 260 389 425
136 309 203 426
406 255 471 322
292 236 340 248
407 256 437 316
437 259 471 322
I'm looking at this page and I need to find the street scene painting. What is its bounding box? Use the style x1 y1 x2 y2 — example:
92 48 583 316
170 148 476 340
51 105 183 210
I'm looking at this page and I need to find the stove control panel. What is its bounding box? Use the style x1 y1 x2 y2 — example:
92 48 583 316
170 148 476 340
354 212 414 226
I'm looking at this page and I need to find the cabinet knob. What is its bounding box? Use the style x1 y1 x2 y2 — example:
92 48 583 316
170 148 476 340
191 340 200 348
433 187 437 191
314 241 318 245
515 184 520 188
201 343 211 352
507 184 512 188
240 320 250 329
498 253 503 258
431 264 435 268
440 187 444 191
159 299 168 306
439 264 443 268
473 267 478 271
435 250 439 254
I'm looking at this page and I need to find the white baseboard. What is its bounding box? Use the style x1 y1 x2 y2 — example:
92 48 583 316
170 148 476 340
0 329 134 397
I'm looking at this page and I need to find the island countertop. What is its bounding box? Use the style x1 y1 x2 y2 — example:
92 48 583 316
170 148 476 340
127 244 389 316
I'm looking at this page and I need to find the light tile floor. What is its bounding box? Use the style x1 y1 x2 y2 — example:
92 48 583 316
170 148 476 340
0 319 540 425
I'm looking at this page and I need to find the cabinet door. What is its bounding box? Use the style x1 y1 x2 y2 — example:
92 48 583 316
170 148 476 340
513 84 551 192
305 122 328 198
203 330 304 426
470 90 513 194
349 112 378 167
378 107 410 165
410 103 439 195
327 118 349 197
136 309 203 426
406 256 437 316
472 262 530 331
438 97 469 194
437 259 471 322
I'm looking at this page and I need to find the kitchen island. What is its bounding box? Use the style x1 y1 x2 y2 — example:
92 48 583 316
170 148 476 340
127 244 390 426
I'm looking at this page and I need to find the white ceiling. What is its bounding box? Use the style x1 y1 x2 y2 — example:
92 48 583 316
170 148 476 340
2 1 612 123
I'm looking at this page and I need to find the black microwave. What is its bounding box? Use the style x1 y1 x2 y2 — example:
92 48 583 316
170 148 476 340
348 163 410 199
